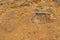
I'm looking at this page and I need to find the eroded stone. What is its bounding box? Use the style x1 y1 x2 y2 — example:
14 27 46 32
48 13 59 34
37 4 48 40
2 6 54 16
32 11 56 24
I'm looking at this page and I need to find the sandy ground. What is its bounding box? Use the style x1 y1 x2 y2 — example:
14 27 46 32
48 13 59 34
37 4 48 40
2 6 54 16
0 0 60 40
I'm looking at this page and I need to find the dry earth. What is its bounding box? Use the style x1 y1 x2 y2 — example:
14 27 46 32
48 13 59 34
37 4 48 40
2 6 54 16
0 0 60 40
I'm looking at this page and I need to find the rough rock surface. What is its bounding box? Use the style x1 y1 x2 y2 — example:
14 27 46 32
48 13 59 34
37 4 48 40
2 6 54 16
0 0 60 40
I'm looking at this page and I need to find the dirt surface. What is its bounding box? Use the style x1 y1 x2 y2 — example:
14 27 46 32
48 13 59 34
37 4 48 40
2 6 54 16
0 0 60 40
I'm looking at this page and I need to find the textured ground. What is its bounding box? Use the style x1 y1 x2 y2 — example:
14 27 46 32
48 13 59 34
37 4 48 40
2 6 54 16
0 0 60 40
